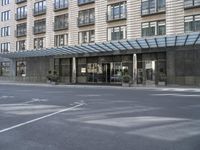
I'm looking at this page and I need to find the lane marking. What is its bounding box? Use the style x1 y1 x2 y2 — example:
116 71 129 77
151 93 200 97
0 96 14 100
22 98 48 104
0 102 84 134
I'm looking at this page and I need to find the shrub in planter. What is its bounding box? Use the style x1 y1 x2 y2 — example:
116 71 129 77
122 75 131 83
47 70 59 84
122 75 132 87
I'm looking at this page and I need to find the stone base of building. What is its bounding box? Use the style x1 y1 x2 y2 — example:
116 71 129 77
1 46 200 86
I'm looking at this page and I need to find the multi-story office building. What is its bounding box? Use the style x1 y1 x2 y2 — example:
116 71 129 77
0 0 200 86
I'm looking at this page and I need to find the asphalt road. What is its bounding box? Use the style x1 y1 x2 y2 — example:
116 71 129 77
0 84 200 150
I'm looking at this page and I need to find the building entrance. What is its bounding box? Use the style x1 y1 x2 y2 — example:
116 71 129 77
145 60 156 85
102 63 111 83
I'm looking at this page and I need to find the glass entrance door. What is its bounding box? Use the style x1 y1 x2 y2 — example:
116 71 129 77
145 60 155 85
102 63 111 83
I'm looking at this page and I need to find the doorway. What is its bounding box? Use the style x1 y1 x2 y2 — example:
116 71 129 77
145 60 156 85
102 63 111 83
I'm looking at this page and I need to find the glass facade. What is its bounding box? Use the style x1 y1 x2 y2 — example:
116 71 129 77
76 55 133 84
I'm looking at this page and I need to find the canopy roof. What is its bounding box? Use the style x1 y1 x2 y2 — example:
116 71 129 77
1 33 200 58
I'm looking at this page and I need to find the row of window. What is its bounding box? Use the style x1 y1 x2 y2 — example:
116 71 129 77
3 13 200 39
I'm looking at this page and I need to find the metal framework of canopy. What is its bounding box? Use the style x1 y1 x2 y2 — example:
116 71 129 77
0 33 200 58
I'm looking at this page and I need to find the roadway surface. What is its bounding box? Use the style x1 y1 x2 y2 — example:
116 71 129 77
0 84 200 150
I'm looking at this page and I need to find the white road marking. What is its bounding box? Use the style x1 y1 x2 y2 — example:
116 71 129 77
0 96 14 100
0 102 84 134
151 93 200 97
22 98 48 104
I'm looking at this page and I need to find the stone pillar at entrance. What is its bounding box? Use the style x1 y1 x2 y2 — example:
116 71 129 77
10 59 16 81
72 57 76 83
133 54 137 85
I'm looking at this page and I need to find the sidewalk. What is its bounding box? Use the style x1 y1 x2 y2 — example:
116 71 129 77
0 80 200 91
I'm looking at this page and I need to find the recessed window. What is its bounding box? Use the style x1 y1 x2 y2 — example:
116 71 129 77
1 0 10 6
54 34 68 47
184 0 200 8
107 2 127 21
107 26 127 41
0 42 10 53
33 0 46 16
16 0 27 4
1 26 10 37
54 0 68 10
54 14 68 31
185 15 200 33
16 6 27 20
34 37 45 49
16 40 26 51
33 19 46 34
79 30 95 44
142 20 166 37
78 0 95 6
141 0 165 16
16 23 27 37
1 11 10 21
78 8 95 27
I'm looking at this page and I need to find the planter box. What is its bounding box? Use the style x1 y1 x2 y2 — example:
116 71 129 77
158 81 166 86
122 83 131 87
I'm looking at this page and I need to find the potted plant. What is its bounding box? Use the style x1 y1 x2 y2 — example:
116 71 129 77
46 70 59 85
158 72 167 86
122 75 132 87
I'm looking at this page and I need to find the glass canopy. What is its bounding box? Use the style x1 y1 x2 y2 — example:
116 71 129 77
0 33 200 58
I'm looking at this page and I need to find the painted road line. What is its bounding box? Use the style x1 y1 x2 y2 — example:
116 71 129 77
151 93 200 97
0 96 14 100
0 102 84 134
22 98 48 104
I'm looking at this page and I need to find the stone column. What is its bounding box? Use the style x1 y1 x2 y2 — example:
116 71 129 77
72 57 76 83
133 54 137 85
10 59 16 81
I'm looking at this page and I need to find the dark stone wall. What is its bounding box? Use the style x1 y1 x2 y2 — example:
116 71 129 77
15 57 52 83
167 47 200 86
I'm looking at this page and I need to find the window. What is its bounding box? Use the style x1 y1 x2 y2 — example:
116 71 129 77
34 37 44 49
1 0 9 5
79 30 95 44
1 26 10 37
78 8 95 27
54 14 68 31
141 0 165 15
1 11 10 21
107 2 127 21
16 40 26 51
54 0 68 10
16 6 27 20
107 26 127 41
54 34 68 47
33 19 46 34
78 0 95 5
16 0 27 4
0 42 10 52
16 23 26 37
34 0 46 16
0 61 10 76
184 0 200 8
142 20 166 36
185 15 200 32
16 61 26 77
